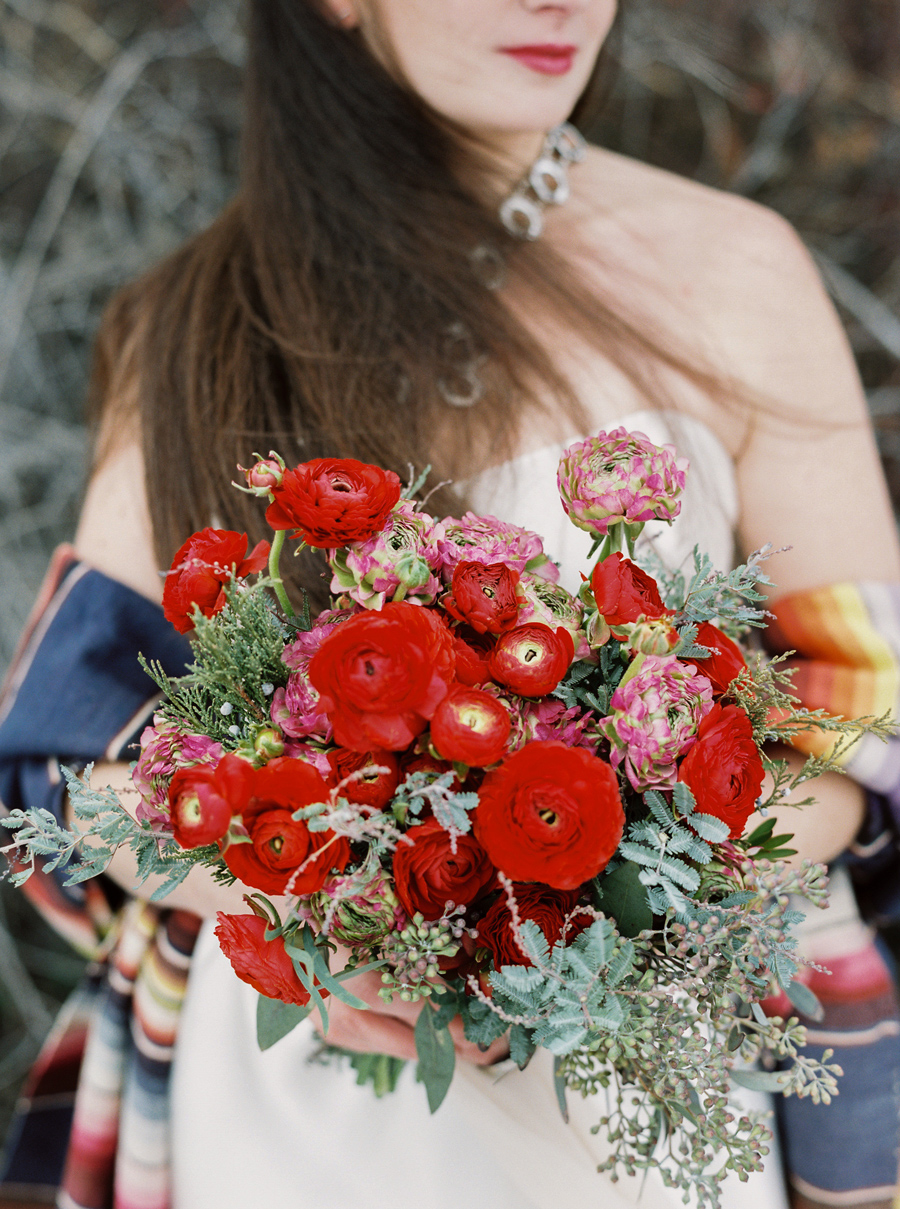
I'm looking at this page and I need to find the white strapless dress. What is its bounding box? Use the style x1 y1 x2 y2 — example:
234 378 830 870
170 411 788 1209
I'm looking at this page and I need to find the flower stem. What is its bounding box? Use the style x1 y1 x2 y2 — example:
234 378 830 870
268 528 296 618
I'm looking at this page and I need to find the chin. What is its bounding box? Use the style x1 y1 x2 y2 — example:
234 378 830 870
451 95 586 142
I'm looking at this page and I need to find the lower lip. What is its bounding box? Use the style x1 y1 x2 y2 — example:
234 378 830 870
500 49 576 76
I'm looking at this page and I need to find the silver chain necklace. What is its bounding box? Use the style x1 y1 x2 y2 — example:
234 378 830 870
499 121 587 240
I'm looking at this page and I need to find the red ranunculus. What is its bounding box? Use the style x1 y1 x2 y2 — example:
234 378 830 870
477 883 589 967
308 602 455 751
692 622 747 697
677 703 764 839
591 553 669 627
488 623 574 697
326 747 400 810
221 757 349 895
162 528 270 634
451 633 493 687
265 458 402 548
167 752 254 848
215 913 321 1006
392 817 496 920
474 741 624 890
443 562 520 635
430 687 510 767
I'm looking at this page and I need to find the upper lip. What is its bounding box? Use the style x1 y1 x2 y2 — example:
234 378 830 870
499 44 578 56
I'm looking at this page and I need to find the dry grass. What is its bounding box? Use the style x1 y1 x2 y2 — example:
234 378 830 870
0 0 897 1144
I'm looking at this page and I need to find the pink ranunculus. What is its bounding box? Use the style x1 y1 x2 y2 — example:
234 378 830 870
280 739 333 776
515 572 590 659
132 715 223 826
600 654 714 791
522 698 602 752
270 672 332 742
434 512 558 584
557 428 688 538
281 609 357 673
327 499 442 609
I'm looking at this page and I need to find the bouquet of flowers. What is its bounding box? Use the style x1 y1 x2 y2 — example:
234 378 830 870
5 429 891 1207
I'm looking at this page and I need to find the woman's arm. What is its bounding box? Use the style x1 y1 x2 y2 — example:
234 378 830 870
700 203 900 863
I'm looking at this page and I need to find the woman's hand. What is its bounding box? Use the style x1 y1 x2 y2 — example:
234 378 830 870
72 763 508 1065
316 944 510 1067
750 743 867 869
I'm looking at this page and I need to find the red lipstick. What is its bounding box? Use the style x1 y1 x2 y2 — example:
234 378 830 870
499 44 577 76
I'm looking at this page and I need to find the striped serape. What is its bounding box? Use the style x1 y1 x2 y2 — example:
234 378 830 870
0 547 198 1208
1 906 200 1209
765 583 900 1208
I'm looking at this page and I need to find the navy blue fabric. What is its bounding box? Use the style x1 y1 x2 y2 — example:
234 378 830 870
0 568 192 826
776 1025 900 1196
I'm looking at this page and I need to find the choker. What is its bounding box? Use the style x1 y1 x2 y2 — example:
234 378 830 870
499 122 587 240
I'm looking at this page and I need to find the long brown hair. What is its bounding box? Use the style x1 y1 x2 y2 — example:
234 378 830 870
90 0 723 605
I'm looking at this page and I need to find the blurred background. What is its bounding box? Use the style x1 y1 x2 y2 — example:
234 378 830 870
0 0 898 1141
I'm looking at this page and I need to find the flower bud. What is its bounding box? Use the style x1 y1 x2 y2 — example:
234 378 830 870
253 726 285 761
615 617 677 656
577 578 611 649
236 451 286 496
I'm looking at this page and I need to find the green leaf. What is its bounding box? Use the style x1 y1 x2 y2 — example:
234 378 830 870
593 861 653 937
348 1052 407 1097
459 996 508 1048
430 986 462 1031
672 781 697 816
291 959 330 1033
256 994 311 1050
415 1003 456 1113
553 1056 569 1123
730 1068 790 1094
687 813 731 844
311 949 369 1011
509 1023 537 1070
786 979 824 1022
643 790 672 828
745 816 777 846
727 1025 744 1052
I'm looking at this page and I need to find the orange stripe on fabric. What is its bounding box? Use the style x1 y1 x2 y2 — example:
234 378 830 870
773 584 895 673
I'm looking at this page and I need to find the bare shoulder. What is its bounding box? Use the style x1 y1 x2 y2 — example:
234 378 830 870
573 148 865 432
74 429 163 605
577 146 803 280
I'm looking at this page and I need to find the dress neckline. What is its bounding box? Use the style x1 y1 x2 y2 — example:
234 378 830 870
467 408 729 486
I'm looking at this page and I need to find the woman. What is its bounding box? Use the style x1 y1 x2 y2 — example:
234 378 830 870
1 1 899 1207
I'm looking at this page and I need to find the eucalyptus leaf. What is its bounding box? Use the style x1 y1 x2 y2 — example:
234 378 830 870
730 1068 790 1093
594 862 653 937
786 979 824 1022
415 1003 456 1114
553 1056 569 1123
509 1023 537 1070
256 994 311 1050
311 947 370 1011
